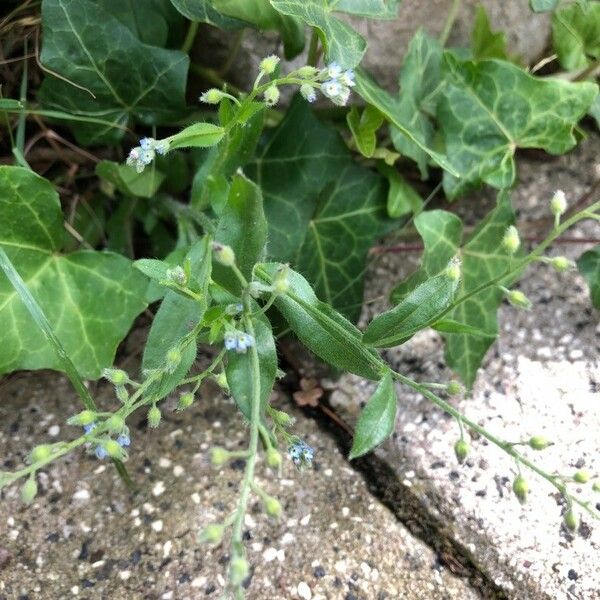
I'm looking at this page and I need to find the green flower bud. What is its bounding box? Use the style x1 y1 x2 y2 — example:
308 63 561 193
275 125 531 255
198 523 225 544
273 264 289 294
297 65 318 78
550 190 567 216
67 410 96 426
446 381 463 396
148 405 161 428
102 368 128 385
229 557 249 586
266 448 282 469
506 290 532 310
106 414 125 434
264 496 282 518
210 447 230 467
549 256 574 273
116 385 129 403
454 439 470 464
166 266 187 286
103 439 124 459
212 242 236 267
177 392 195 411
199 88 225 105
573 470 591 484
259 54 280 75
445 257 461 281
214 372 229 390
502 225 520 255
263 85 280 107
512 475 528 505
269 408 294 428
528 436 552 450
592 481 600 493
28 444 52 464
21 477 38 504
166 348 182 372
564 509 578 531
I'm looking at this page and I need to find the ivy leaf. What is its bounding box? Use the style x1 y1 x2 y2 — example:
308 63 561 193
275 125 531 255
347 105 384 158
169 0 245 28
552 1 600 69
378 164 423 218
390 29 444 179
444 194 517 388
96 161 165 198
349 371 397 459
391 210 463 302
472 5 509 61
256 264 382 380
0 166 147 378
356 69 458 177
333 0 400 19
577 246 600 308
270 0 367 68
439 55 598 198
226 317 277 420
39 0 189 145
530 0 559 12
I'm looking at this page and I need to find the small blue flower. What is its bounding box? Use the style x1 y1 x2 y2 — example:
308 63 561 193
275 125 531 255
327 62 342 79
340 69 355 87
224 334 237 351
140 149 155 165
83 422 97 435
288 440 315 469
140 137 153 151
117 434 131 448
95 445 108 460
322 79 342 99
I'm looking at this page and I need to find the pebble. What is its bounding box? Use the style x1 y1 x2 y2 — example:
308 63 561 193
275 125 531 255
173 465 184 477
191 492 201 505
191 576 206 588
158 457 172 468
48 425 60 437
152 481 166 497
151 520 163 533
119 570 131 581
72 489 90 501
297 581 312 599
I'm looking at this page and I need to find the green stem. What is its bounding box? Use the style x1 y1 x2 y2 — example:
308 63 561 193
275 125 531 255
439 0 462 46
307 28 320 67
181 21 199 54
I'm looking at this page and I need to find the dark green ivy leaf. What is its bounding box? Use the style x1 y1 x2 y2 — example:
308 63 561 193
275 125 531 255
552 1 600 69
347 105 384 158
577 246 600 308
471 5 509 61
530 0 559 12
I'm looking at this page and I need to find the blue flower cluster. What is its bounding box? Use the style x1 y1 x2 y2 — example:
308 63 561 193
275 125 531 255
83 422 131 459
288 440 315 468
320 63 355 106
224 331 255 353
126 137 169 173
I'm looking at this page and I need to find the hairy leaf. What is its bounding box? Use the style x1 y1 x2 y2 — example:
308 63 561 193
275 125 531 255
577 246 600 308
349 372 397 459
169 123 225 150
552 2 600 69
0 166 147 377
39 0 189 145
439 55 598 198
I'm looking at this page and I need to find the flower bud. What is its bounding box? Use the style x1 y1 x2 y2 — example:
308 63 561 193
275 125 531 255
148 405 161 428
21 478 38 504
266 448 282 469
214 372 229 390
270 408 294 428
102 368 127 385
297 65 318 78
199 88 225 105
300 84 317 103
592 481 600 493
177 392 195 411
564 509 578 531
259 55 280 75
573 470 591 484
454 439 470 464
506 290 532 310
166 347 182 372
502 225 520 255
445 257 461 281
212 242 236 267
512 475 528 504
528 436 552 450
273 264 290 294
446 381 463 396
549 256 574 273
263 85 280 107
550 190 567 216
229 557 249 586
106 414 125 434
116 385 129 403
210 447 230 467
67 410 97 426
28 445 52 464
199 523 225 544
264 496 282 518
166 266 187 286
103 439 124 459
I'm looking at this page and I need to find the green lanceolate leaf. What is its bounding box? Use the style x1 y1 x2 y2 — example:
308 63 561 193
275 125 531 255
391 210 463 302
142 237 212 400
389 29 443 179
213 174 267 294
226 317 277 420
530 0 559 12
168 123 225 150
0 166 147 377
443 194 517 388
347 105 384 158
39 0 189 145
333 0 400 19
356 69 458 177
472 5 509 61
431 319 490 336
577 246 600 309
363 269 460 347
439 55 598 198
378 164 423 218
552 1 600 70
270 0 366 68
256 264 383 380
349 371 397 459
96 161 165 198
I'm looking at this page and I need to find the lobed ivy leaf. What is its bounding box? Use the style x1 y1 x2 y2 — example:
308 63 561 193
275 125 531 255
169 0 244 28
256 264 383 380
471 5 509 61
552 1 600 70
577 246 600 309
439 55 598 198
270 0 367 68
0 166 147 378
96 161 165 198
333 0 400 19
349 371 397 459
347 105 384 158
39 0 189 145
530 0 559 12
